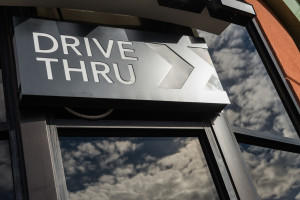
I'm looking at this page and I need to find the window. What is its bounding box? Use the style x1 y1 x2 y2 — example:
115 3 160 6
199 22 300 200
198 24 299 139
240 143 300 200
56 128 229 200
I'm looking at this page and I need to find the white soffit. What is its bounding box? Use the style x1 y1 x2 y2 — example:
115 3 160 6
0 0 230 34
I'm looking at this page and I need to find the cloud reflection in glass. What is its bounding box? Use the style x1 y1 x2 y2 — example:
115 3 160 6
59 137 219 200
240 143 300 200
198 25 298 139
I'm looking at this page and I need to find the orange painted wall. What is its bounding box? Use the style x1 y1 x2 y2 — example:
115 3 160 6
245 0 300 105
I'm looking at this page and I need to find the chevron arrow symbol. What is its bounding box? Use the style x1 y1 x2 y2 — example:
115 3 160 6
146 43 194 89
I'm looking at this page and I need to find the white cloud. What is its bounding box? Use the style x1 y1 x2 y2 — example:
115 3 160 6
273 113 297 138
115 141 133 154
200 24 300 199
63 138 219 200
241 145 300 199
78 142 101 157
113 164 135 177
144 155 156 162
61 139 142 176
96 140 115 154
99 175 115 185
198 24 298 139
295 192 300 200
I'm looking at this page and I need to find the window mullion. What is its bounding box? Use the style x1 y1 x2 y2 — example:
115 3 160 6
233 126 300 154
210 112 260 200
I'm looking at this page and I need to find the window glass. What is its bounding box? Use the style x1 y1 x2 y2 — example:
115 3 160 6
240 143 300 200
0 138 15 200
59 136 219 200
198 24 299 139
0 70 6 122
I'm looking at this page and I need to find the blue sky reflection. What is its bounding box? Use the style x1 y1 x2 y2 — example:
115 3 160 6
240 144 300 200
198 25 299 139
59 137 219 200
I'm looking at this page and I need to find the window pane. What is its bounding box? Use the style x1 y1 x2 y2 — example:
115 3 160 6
59 136 219 200
0 70 6 122
240 143 300 200
0 138 15 200
198 25 299 139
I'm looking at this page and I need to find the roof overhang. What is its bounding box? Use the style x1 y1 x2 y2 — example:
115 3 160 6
0 0 255 34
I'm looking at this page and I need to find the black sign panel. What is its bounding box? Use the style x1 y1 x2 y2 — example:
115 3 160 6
13 18 229 111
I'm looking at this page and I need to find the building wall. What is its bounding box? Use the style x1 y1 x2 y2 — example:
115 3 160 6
245 0 300 105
